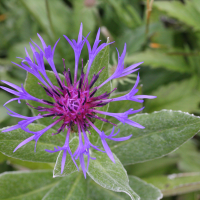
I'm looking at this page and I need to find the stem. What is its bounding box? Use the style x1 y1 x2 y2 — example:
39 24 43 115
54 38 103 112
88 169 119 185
45 0 56 40
145 0 154 35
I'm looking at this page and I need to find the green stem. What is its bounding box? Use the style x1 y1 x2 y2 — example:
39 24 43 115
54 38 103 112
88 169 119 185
45 0 56 40
145 0 154 36
45 0 68 66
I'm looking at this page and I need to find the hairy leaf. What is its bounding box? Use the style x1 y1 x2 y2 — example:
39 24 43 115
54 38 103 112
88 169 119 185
87 151 140 200
0 170 60 200
108 110 200 165
0 124 65 162
89 175 163 200
42 172 87 200
0 170 87 200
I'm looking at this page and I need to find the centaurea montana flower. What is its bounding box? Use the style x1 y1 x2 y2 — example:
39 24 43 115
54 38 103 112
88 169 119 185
0 24 156 178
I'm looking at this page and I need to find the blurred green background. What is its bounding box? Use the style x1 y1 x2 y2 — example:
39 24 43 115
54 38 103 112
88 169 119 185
1 0 200 199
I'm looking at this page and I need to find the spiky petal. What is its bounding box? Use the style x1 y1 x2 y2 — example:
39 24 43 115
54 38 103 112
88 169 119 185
1 25 156 178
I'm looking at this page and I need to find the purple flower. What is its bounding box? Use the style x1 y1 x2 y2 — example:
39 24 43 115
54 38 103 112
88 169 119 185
112 73 156 103
0 23 156 178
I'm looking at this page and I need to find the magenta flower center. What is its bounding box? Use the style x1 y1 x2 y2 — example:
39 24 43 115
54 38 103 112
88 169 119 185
37 66 112 135
52 88 93 125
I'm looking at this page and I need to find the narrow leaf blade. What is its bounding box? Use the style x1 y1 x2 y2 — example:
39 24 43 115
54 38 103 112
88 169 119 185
145 172 200 197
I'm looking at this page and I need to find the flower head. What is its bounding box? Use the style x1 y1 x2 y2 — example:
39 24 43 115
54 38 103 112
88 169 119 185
0 23 156 178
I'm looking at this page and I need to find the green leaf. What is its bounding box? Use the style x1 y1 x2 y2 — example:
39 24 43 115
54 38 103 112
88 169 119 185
0 152 7 163
107 110 200 165
116 22 161 54
178 192 200 200
126 156 179 178
42 172 87 200
175 140 200 172
87 37 111 97
145 172 200 197
0 152 53 170
87 151 140 200
108 0 142 29
126 176 162 200
193 0 200 13
0 170 60 200
19 0 73 60
89 175 163 200
8 35 50 64
0 65 22 86
0 101 30 130
154 1 200 31
0 124 65 163
85 38 112 145
71 0 96 41
24 70 65 130
145 77 200 113
150 25 174 48
20 0 72 38
0 170 87 200
138 67 182 95
0 91 13 123
126 50 190 73
53 137 79 177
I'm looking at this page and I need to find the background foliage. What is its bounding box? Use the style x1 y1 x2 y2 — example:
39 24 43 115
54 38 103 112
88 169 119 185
1 0 200 199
